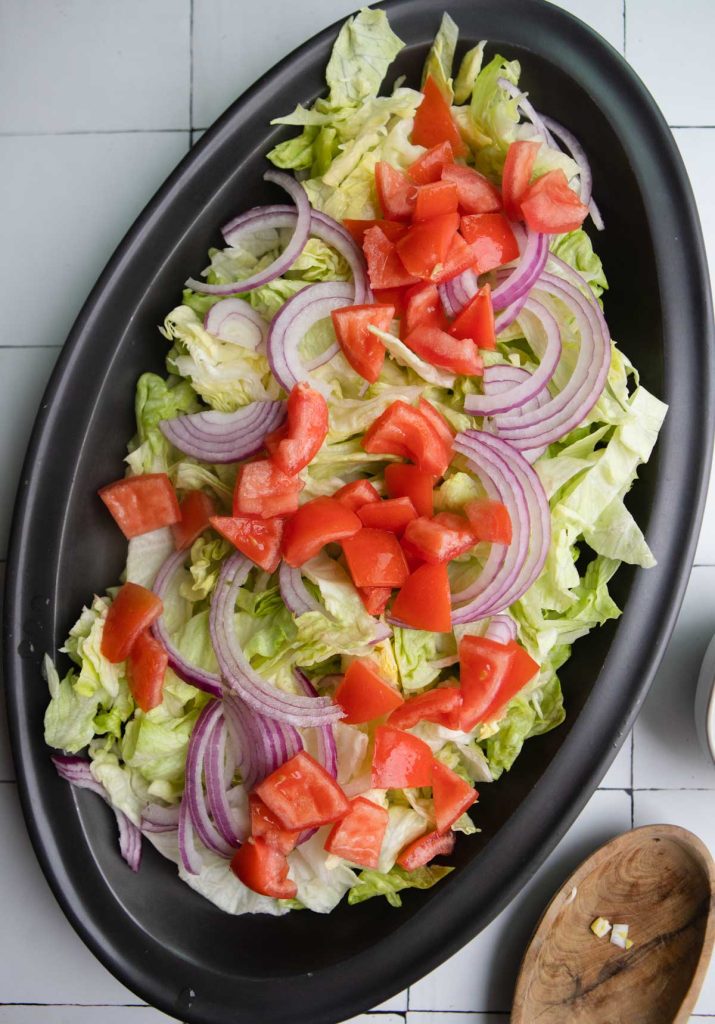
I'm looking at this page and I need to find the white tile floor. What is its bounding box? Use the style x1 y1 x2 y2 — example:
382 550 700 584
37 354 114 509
0 1 713 1022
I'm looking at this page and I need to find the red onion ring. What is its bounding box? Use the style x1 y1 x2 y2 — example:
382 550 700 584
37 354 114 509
205 714 246 848
203 297 266 348
185 170 312 296
491 228 549 311
141 802 180 833
485 613 517 644
223 692 302 791
184 701 235 857
482 365 549 463
151 549 223 698
210 553 344 725
494 293 529 334
279 562 323 617
438 267 478 318
178 790 203 875
159 399 286 464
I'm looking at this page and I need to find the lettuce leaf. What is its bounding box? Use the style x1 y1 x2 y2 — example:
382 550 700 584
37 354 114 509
348 863 453 907
125 372 200 475
422 13 459 101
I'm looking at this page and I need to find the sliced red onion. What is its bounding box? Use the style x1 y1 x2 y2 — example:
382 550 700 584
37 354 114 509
482 365 549 463
178 791 203 876
223 693 302 790
438 267 478 318
491 228 549 311
266 281 354 396
151 549 223 698
141 802 180 833
205 713 247 847
371 622 393 645
494 293 529 334
159 400 286 464
51 755 142 872
485 613 517 645
464 298 561 414
186 170 311 295
451 431 550 621
185 701 235 858
279 561 323 617
210 553 343 725
204 297 266 348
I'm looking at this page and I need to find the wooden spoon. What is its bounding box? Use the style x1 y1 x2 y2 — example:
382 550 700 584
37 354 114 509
512 824 714 1023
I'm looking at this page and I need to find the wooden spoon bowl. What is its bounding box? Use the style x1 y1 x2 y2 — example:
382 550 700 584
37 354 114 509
512 825 714 1023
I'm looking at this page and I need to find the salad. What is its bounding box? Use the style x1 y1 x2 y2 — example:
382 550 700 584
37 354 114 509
45 9 667 916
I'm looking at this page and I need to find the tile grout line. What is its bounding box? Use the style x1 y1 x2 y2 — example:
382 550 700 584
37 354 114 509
0 129 190 138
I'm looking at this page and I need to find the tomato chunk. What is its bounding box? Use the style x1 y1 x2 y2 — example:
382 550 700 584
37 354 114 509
390 562 451 632
460 212 520 273
388 686 463 731
127 630 167 712
432 760 478 833
412 75 466 156
358 586 392 616
372 725 434 788
230 838 296 899
385 463 435 518
431 232 478 284
459 636 539 730
233 459 304 519
363 226 420 290
210 514 284 572
402 513 478 564
101 582 163 664
520 169 589 234
334 479 381 511
397 828 455 870
270 382 328 476
99 473 180 539
375 162 416 222
395 212 460 279
249 793 301 855
408 141 454 185
465 499 512 544
372 286 410 317
324 796 389 869
417 398 455 449
403 282 448 335
335 658 404 725
331 304 393 383
502 140 540 221
255 751 350 830
172 490 217 551
448 284 496 350
357 496 417 534
282 497 361 567
441 163 502 214
342 528 410 588
403 323 483 376
264 423 287 457
363 400 452 476
343 218 407 246
413 180 459 221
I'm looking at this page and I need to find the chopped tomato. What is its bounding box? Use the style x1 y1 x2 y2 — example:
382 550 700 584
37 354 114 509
403 282 448 335
402 512 478 564
408 140 454 185
357 496 417 533
334 479 381 512
403 323 483 376
335 658 404 724
249 794 301 855
358 586 392 616
343 218 407 246
431 760 478 833
342 528 410 588
331 304 393 383
431 232 478 284
101 583 163 664
171 490 217 551
413 180 459 221
520 169 589 233
375 161 416 222
388 686 463 731
324 797 389 869
363 226 420 290
441 163 502 214
385 463 435 518
459 636 539 730
127 630 167 712
465 499 512 544
395 212 460 279
270 382 328 476
210 514 284 572
372 725 434 788
255 751 350 831
460 212 520 273
99 473 180 539
282 497 361 567
363 400 452 476
233 459 303 519
390 562 451 632
412 75 466 156
264 423 286 457
396 828 455 870
449 284 496 350
230 838 296 899
502 140 540 221
372 286 410 317
399 539 426 574
417 398 455 449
